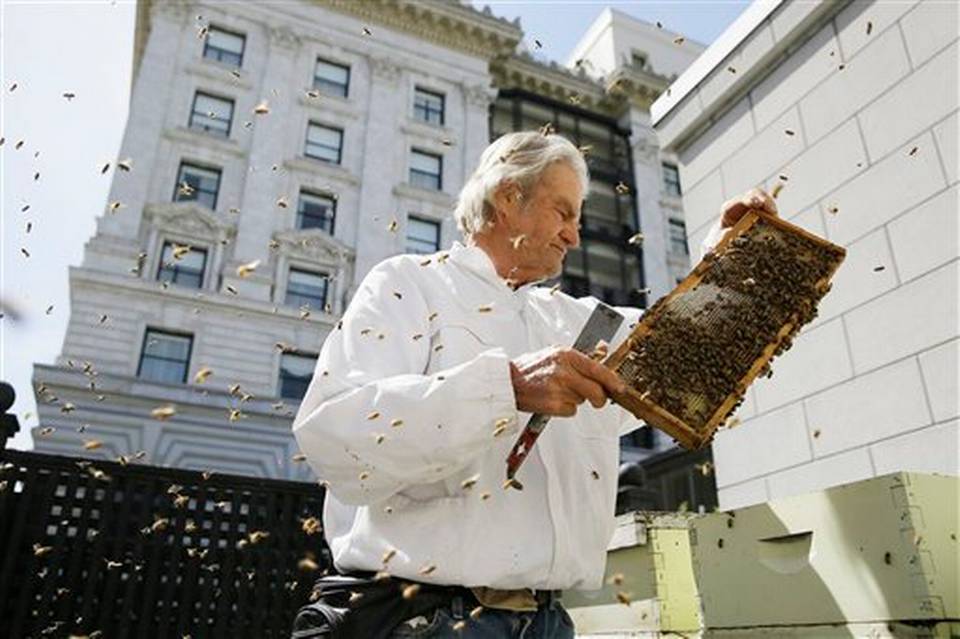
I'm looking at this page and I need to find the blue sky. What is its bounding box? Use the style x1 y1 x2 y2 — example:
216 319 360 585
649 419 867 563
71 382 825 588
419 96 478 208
484 1 751 59
0 0 749 451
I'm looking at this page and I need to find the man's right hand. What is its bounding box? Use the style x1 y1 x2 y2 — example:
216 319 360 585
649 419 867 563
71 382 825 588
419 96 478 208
509 346 628 417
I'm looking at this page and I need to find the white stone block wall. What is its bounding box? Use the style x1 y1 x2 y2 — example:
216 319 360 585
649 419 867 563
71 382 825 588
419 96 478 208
654 0 958 508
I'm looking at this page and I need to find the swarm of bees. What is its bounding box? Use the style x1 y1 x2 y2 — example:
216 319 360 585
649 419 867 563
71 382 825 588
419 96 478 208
611 214 845 446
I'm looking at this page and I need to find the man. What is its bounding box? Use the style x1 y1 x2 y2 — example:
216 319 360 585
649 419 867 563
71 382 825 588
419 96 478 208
292 131 777 638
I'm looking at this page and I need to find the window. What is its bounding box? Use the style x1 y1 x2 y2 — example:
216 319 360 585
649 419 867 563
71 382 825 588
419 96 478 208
296 191 336 233
174 162 221 210
285 268 328 310
406 216 440 254
189 92 234 138
279 352 318 401
305 123 343 164
313 58 350 98
203 26 245 67
157 242 207 288
414 88 445 125
662 162 682 197
409 150 442 191
630 51 647 69
138 329 193 384
669 219 689 255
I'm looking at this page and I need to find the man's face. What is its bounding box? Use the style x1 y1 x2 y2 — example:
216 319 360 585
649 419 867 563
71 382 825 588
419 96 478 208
496 162 582 284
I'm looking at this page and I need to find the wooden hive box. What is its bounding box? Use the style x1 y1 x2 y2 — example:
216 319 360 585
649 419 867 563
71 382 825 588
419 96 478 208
606 210 846 450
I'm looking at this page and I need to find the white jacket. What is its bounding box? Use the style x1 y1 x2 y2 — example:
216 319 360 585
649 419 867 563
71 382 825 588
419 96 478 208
293 240 649 591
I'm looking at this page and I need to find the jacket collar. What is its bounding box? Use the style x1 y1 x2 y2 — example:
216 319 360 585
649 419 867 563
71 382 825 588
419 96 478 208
446 241 545 297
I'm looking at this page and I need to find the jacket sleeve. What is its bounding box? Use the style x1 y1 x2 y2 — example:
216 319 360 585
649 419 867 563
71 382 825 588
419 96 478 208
292 258 520 505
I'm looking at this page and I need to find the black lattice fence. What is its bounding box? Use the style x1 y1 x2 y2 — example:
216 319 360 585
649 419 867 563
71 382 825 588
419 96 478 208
0 446 329 638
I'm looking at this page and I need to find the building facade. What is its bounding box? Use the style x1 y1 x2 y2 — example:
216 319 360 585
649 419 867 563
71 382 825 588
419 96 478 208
33 0 704 492
652 0 958 508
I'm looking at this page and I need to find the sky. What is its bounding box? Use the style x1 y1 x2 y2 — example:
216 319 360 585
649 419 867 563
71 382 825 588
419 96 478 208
0 0 749 452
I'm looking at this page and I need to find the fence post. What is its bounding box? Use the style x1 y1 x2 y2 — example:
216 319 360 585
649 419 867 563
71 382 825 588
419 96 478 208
0 381 20 451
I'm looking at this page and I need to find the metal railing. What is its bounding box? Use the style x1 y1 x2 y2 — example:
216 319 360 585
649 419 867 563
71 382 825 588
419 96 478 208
0 382 328 638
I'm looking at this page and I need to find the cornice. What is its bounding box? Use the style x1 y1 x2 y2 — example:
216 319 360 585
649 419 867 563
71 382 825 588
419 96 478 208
321 0 522 60
492 53 672 116
606 65 671 111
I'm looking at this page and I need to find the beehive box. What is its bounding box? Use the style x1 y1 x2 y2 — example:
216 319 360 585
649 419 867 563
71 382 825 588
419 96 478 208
692 472 958 632
607 210 845 449
562 512 702 638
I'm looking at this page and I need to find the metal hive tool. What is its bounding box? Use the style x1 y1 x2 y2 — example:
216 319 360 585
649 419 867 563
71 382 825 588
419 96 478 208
605 210 846 450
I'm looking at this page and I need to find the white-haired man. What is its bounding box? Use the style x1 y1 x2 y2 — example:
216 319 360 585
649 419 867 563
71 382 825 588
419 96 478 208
292 131 777 638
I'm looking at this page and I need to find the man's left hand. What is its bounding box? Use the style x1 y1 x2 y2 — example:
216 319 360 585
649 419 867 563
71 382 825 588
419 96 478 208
720 188 778 228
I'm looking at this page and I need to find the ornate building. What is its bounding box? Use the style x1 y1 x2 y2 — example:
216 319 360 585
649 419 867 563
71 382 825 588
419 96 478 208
32 1 705 499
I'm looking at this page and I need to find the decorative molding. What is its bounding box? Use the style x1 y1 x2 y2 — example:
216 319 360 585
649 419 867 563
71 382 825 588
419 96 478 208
465 83 496 110
606 66 670 112
491 55 623 117
322 0 522 60
369 55 403 84
272 228 355 266
144 202 236 242
269 24 303 50
491 54 671 117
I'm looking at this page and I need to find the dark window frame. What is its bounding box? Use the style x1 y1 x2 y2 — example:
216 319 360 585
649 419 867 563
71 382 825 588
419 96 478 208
137 328 193 385
156 241 208 289
406 215 441 254
189 91 234 138
409 149 443 191
278 351 319 401
285 267 329 310
669 218 689 255
413 87 445 126
296 190 337 234
662 162 682 197
174 161 222 210
312 58 350 98
304 122 343 164
202 26 246 68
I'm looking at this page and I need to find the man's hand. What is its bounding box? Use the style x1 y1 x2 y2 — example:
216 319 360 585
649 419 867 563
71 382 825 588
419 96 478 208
720 187 779 228
510 346 627 417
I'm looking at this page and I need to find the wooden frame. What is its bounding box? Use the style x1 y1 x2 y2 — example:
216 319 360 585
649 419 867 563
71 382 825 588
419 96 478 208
605 210 846 450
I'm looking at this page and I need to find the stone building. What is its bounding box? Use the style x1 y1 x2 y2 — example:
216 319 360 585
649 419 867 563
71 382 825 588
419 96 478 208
32 0 707 500
652 0 958 508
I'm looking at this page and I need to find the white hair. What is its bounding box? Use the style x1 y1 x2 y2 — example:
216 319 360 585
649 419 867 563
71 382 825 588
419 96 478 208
453 131 590 237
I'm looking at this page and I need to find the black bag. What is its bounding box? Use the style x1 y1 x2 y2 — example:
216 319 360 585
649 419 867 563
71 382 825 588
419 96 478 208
290 572 457 639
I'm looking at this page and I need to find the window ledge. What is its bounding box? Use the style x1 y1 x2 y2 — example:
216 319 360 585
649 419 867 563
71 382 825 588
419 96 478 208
297 93 360 121
163 126 247 158
393 183 454 207
185 60 253 90
284 157 360 187
400 119 457 147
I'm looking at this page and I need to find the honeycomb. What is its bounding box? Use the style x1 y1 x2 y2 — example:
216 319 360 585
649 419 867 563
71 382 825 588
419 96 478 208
606 211 846 449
